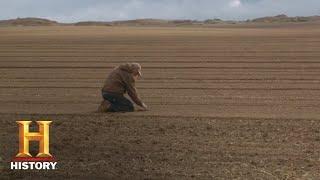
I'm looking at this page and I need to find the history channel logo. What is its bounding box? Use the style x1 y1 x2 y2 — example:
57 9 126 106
10 121 57 170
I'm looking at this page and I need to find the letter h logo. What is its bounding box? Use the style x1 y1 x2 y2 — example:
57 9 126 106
16 121 52 158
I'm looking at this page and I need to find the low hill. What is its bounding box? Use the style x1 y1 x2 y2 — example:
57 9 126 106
79 19 224 26
0 17 59 26
251 14 320 23
111 19 170 26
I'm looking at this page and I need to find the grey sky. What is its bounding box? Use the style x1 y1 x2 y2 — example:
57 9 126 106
0 0 319 22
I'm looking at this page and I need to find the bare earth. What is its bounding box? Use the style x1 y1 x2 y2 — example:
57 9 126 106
0 25 319 179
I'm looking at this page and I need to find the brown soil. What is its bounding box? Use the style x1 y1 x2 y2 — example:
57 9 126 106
0 25 319 179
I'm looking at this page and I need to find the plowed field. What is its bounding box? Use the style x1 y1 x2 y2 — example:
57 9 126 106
0 25 319 179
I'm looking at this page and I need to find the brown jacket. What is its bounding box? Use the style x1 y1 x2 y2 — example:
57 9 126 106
102 64 143 106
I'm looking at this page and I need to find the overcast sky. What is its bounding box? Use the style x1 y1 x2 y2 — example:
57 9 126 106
0 0 319 22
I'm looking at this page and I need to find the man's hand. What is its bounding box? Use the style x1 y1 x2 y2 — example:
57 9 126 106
140 103 148 111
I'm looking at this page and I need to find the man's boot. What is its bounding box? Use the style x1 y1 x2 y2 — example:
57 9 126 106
97 100 111 113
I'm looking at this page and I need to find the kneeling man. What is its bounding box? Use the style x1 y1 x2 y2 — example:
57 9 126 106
98 63 148 112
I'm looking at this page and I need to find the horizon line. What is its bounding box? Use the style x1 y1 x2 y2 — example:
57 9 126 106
1 14 320 23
